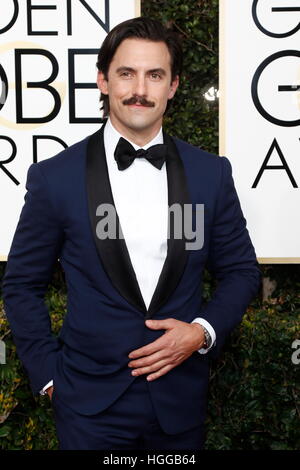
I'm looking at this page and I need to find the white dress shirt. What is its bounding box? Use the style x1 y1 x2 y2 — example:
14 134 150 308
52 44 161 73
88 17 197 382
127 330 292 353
40 117 216 395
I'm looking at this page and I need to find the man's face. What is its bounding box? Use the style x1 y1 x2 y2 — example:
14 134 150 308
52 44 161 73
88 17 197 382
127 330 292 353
97 38 179 140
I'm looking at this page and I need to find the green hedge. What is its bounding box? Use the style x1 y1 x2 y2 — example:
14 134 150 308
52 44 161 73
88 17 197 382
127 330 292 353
1 0 299 450
206 298 300 449
143 0 219 153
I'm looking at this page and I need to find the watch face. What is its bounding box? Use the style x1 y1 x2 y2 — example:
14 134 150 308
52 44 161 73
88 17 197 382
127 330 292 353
203 328 211 348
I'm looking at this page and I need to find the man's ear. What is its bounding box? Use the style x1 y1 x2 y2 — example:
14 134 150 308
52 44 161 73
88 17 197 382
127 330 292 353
97 71 108 95
168 75 179 100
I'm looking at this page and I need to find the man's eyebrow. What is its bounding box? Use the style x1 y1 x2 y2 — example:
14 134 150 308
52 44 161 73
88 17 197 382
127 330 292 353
116 66 135 74
147 68 166 76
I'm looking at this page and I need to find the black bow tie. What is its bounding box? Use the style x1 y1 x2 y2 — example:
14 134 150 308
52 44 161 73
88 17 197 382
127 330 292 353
114 137 167 171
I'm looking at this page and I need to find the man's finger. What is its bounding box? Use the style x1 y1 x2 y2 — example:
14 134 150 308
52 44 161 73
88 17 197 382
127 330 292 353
145 318 177 330
147 363 175 381
128 335 167 359
128 319 180 359
131 357 169 377
129 349 168 368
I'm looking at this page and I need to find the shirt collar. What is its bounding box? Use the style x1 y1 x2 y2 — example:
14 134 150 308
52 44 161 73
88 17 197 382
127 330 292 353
104 116 164 156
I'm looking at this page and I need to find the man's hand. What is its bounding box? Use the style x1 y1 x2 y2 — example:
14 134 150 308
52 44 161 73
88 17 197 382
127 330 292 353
128 319 205 382
46 385 54 401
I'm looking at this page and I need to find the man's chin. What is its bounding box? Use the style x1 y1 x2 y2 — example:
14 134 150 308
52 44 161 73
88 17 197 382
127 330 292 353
126 118 157 132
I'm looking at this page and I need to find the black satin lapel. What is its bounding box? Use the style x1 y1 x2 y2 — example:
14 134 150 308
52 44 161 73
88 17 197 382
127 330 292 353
86 123 147 314
146 131 191 318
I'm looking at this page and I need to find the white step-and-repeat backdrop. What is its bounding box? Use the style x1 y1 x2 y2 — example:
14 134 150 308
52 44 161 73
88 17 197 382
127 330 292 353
220 0 300 262
0 0 140 259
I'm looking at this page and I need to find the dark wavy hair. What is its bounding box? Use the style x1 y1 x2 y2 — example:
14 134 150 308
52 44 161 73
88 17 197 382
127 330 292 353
96 17 183 117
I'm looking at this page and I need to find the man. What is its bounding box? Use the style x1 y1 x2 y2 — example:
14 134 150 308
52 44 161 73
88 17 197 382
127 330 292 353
2 17 261 450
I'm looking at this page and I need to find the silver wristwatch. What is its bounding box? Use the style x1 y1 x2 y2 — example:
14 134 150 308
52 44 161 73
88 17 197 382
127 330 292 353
202 326 212 349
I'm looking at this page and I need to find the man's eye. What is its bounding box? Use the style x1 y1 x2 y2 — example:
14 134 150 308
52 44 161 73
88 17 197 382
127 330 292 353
121 71 132 77
151 73 161 80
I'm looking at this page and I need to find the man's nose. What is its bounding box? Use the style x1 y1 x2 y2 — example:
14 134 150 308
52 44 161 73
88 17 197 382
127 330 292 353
133 75 147 97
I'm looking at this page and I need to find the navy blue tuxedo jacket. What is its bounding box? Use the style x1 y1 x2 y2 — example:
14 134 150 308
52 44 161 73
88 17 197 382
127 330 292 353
2 123 261 434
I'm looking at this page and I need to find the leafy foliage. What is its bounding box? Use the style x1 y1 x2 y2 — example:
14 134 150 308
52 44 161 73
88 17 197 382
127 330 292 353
143 0 219 153
206 294 300 450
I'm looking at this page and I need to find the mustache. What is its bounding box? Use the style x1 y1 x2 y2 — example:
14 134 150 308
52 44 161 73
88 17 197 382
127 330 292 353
122 95 155 107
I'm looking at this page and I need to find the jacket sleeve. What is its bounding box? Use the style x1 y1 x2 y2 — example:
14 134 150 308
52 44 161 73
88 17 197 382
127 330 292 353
199 156 261 360
2 162 64 396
